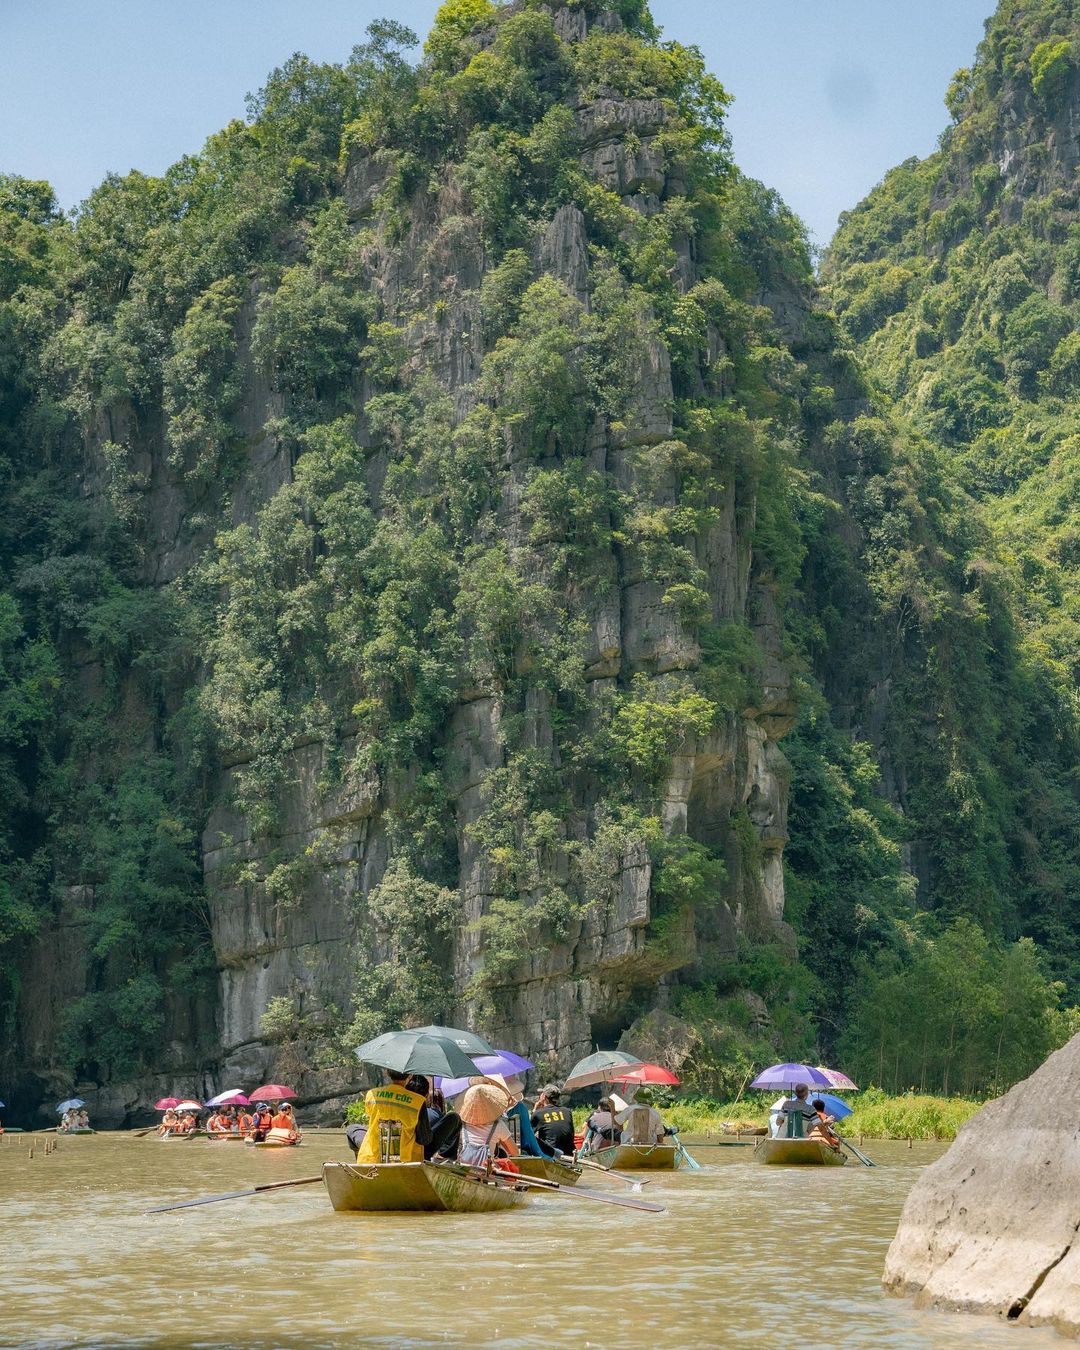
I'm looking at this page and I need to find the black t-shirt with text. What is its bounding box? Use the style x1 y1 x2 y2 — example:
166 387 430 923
530 1104 575 1153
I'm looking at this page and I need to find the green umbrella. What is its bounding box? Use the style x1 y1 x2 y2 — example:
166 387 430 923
563 1050 644 1090
409 1024 496 1056
354 1030 481 1079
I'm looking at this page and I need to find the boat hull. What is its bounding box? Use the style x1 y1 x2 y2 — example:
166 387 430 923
512 1155 582 1186
593 1143 680 1171
755 1138 847 1166
322 1161 529 1213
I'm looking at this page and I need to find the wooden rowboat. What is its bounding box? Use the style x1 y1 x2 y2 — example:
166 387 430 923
323 1160 529 1213
246 1129 301 1148
754 1138 847 1166
593 1143 680 1171
205 1133 246 1142
512 1155 582 1186
55 1126 95 1134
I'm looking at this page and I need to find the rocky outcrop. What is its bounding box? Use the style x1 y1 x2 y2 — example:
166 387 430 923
883 1032 1080 1337
11 2 806 1120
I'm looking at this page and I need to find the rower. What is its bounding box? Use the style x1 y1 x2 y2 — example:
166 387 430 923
352 1072 428 1164
614 1089 667 1145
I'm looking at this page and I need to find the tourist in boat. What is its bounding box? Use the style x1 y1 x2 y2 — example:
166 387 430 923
582 1097 620 1153
159 1109 179 1136
615 1089 668 1146
269 1102 301 1142
406 1076 462 1161
76 1109 90 1130
206 1108 233 1136
250 1102 273 1141
774 1084 820 1136
352 1071 429 1164
458 1081 520 1169
529 1084 576 1157
237 1107 254 1137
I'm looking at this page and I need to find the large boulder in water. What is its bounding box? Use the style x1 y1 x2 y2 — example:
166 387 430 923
883 1032 1080 1336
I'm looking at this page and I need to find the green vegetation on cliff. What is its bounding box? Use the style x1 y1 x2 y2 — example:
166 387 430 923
0 0 1077 1110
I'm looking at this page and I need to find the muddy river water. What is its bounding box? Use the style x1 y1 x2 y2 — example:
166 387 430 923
1 1132 1061 1348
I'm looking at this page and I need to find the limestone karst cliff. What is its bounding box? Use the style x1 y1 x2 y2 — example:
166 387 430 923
2 0 1077 1123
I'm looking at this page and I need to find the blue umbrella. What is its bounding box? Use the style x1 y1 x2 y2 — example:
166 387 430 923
749 1063 831 1091
56 1098 86 1113
813 1091 853 1121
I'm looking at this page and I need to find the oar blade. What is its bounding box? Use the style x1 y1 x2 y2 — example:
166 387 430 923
498 1171 663 1213
563 1183 665 1212
146 1188 256 1214
145 1174 324 1214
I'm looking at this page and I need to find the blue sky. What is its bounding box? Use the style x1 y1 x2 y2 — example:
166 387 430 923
2 0 992 247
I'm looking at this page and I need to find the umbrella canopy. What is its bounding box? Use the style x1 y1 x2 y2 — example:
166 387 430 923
56 1098 86 1113
436 1050 534 1099
563 1050 643 1090
154 1097 182 1111
175 1100 203 1111
0 1100 5 1109
814 1091 854 1121
458 1078 515 1126
750 1063 831 1091
409 1025 496 1056
815 1066 858 1091
247 1084 295 1101
355 1030 480 1080
611 1063 680 1086
205 1089 250 1107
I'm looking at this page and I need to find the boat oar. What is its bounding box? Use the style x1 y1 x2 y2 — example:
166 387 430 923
670 1132 700 1170
836 1133 876 1167
144 1175 324 1214
492 1168 664 1213
574 1157 649 1189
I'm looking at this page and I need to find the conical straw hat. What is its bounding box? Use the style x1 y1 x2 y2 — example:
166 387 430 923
458 1077 515 1126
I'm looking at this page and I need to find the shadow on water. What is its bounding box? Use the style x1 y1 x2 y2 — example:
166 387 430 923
0 1134 1062 1348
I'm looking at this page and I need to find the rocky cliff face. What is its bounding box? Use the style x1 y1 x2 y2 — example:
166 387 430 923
8 0 815 1120
884 1030 1080 1337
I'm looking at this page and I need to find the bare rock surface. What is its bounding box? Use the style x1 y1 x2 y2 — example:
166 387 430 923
883 1033 1080 1337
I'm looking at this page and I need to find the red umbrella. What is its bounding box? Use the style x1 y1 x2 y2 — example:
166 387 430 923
154 1097 182 1110
248 1084 296 1101
611 1063 681 1086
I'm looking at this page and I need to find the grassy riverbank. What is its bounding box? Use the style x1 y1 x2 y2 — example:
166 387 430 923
582 1089 985 1141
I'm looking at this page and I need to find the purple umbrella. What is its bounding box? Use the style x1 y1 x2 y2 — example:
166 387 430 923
750 1062 832 1091
436 1050 534 1099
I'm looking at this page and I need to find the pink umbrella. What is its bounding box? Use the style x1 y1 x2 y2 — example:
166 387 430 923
815 1066 858 1091
612 1063 681 1086
154 1097 182 1111
248 1084 296 1101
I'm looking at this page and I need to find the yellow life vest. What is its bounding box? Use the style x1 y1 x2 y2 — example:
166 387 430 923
355 1085 427 1163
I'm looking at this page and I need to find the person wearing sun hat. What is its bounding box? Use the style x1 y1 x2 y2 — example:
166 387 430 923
457 1077 520 1168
